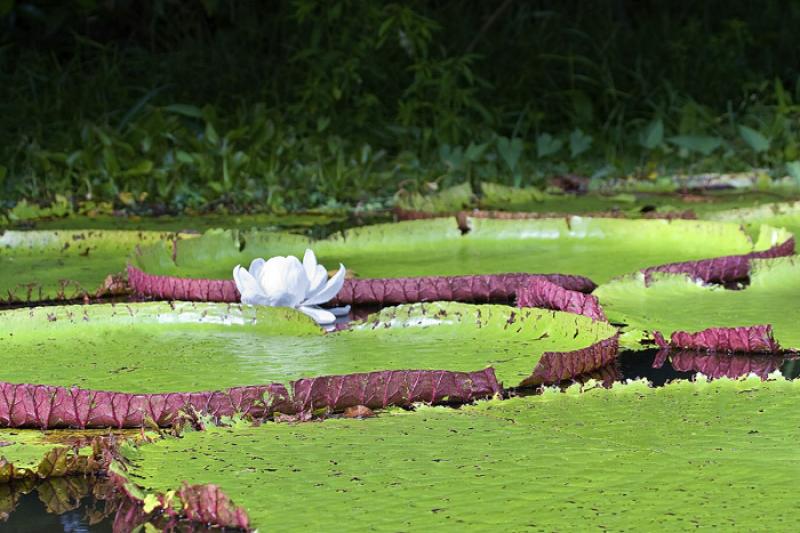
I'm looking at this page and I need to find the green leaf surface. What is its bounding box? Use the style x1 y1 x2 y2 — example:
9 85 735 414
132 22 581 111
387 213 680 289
0 301 616 393
568 128 593 157
116 376 800 530
639 118 664 149
739 125 771 153
0 429 97 482
0 230 178 302
594 256 800 349
133 218 785 284
536 132 563 157
708 200 800 240
668 135 723 155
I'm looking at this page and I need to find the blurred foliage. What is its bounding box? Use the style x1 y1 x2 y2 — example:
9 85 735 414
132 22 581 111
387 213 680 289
2 0 800 212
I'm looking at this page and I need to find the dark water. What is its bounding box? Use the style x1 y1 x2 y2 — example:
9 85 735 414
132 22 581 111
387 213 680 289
0 478 114 532
617 349 800 384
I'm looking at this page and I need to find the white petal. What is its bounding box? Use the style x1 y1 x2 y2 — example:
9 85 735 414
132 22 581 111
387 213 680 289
248 258 266 280
298 305 336 325
241 292 273 306
302 263 346 306
307 264 328 295
282 255 311 307
257 256 304 307
329 305 351 317
302 249 318 281
233 265 268 304
256 257 290 305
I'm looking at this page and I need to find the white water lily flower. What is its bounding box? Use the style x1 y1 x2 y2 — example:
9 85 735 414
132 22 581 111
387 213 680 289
233 249 350 325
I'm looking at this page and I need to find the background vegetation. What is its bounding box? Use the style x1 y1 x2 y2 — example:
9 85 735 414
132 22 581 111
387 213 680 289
2 0 800 212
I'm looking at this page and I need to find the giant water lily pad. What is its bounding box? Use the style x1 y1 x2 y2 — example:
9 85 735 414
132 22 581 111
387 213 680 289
113 376 800 530
131 218 789 284
0 302 616 427
595 256 800 350
0 230 180 303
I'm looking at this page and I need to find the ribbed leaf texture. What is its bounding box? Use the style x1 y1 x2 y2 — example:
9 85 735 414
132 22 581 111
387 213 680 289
291 369 501 412
177 483 250 530
519 335 619 387
516 278 605 321
642 237 795 284
0 369 500 429
330 273 596 305
128 266 597 307
653 325 781 353
654 349 785 379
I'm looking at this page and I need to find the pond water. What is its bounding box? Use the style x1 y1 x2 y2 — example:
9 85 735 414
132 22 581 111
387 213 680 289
1 478 114 532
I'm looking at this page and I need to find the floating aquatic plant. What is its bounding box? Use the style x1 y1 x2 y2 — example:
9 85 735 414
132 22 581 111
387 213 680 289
233 249 350 325
111 376 800 531
595 256 800 350
0 301 618 427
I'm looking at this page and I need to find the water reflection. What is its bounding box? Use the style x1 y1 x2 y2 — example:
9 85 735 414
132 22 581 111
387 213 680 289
618 349 799 384
0 476 243 532
1 477 115 532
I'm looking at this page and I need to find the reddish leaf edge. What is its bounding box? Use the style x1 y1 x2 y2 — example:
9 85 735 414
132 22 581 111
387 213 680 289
0 329 623 429
652 348 786 379
519 334 620 387
108 466 251 531
127 266 604 320
0 368 501 429
642 236 795 285
652 325 784 354
516 279 605 321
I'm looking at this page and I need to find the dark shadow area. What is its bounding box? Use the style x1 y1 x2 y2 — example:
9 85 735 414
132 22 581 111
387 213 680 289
0 477 114 532
618 349 796 384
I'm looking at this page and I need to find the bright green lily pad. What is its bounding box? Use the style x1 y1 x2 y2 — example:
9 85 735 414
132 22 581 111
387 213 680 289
115 376 800 530
0 301 616 393
132 218 788 284
594 256 800 349
0 230 180 302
